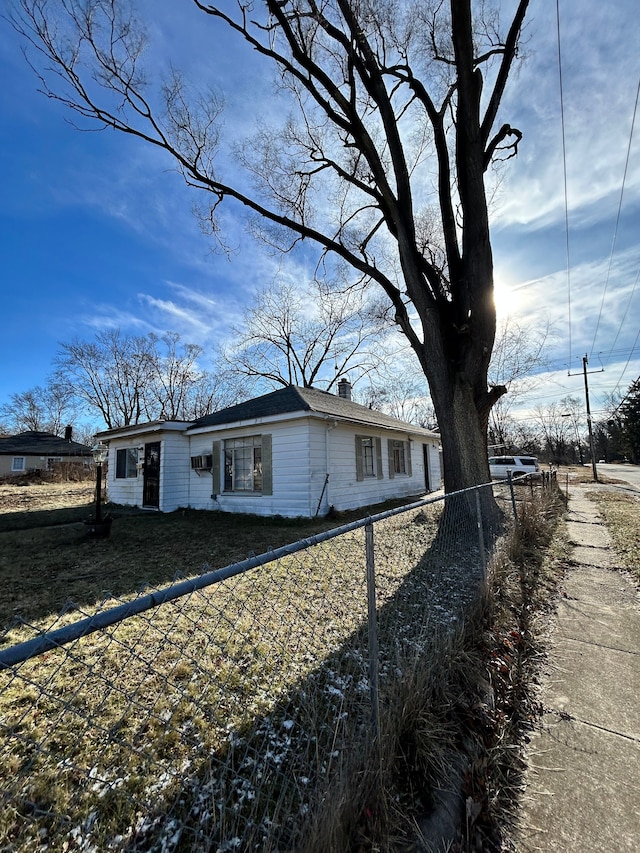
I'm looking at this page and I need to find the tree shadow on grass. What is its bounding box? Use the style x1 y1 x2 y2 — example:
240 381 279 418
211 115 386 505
1 494 497 852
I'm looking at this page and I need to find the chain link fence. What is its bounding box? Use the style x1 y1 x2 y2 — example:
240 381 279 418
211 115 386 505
0 479 549 851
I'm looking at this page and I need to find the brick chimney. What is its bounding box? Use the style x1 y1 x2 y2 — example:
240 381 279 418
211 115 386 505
337 378 352 401
64 425 73 441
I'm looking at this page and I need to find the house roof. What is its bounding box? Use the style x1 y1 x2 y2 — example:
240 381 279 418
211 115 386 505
189 385 438 437
0 431 93 457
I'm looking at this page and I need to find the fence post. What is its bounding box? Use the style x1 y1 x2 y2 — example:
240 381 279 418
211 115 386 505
475 490 487 580
508 470 518 522
365 520 380 739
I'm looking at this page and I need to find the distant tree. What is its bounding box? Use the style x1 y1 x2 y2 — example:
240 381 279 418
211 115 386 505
144 332 204 421
619 377 640 463
12 0 531 495
532 396 582 463
224 278 389 393
0 381 79 436
184 369 248 421
593 391 622 463
508 420 541 457
144 332 244 421
55 331 155 429
357 354 438 428
487 317 552 450
487 408 518 453
55 330 240 429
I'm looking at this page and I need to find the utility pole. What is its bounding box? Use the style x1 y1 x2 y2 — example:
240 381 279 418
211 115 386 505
583 355 599 482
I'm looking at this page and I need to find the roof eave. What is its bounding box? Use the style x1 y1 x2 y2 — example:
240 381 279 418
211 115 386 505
96 421 191 440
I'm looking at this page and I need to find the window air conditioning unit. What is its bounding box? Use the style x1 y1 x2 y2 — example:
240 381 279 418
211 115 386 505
190 454 213 473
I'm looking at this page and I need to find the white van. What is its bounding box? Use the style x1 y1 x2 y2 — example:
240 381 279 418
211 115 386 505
488 455 541 481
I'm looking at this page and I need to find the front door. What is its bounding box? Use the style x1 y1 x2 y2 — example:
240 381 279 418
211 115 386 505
423 444 431 492
143 441 161 508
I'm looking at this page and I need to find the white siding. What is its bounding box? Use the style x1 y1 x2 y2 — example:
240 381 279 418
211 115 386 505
188 437 219 511
158 433 190 512
103 416 441 518
105 431 190 512
308 420 331 516
326 425 439 512
424 442 443 492
106 438 143 507
191 420 316 518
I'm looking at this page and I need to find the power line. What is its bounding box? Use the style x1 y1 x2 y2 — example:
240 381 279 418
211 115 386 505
607 263 640 357
609 376 640 420
611 326 640 399
590 72 640 357
555 0 573 367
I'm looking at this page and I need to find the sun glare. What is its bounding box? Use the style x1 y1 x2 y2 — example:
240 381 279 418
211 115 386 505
492 280 521 319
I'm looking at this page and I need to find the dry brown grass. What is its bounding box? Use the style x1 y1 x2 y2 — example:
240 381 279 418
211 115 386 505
588 489 640 582
0 482 568 852
292 485 569 852
0 482 423 633
1 485 449 852
0 479 94 515
454 485 569 850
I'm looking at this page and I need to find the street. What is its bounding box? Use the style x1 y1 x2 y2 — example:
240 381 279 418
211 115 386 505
597 462 640 491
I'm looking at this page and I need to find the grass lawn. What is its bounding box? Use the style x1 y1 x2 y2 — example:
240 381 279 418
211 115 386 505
1 479 458 851
0 480 427 634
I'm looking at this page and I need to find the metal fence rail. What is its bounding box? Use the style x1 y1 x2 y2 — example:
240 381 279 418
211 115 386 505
0 481 542 851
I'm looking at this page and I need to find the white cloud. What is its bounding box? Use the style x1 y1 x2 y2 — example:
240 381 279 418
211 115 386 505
494 0 640 232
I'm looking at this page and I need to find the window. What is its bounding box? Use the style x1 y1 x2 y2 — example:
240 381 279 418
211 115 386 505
361 437 375 477
390 440 407 475
116 448 138 479
212 436 272 496
11 457 25 472
355 435 383 481
46 457 63 470
224 436 263 492
388 439 412 478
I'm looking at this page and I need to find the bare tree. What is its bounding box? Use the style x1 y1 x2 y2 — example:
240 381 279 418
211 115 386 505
357 352 438 428
185 369 249 420
0 382 79 435
532 396 582 463
143 332 242 421
618 378 640 463
54 329 237 428
55 331 155 429
224 278 389 392
12 0 530 492
488 317 553 449
143 333 203 421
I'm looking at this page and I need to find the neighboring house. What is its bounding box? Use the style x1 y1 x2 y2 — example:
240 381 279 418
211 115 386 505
96 383 441 518
0 428 93 477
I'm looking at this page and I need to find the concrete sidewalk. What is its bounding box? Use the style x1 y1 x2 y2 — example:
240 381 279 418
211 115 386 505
516 485 640 852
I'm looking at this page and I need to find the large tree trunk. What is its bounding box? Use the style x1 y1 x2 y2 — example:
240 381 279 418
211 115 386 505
434 378 490 492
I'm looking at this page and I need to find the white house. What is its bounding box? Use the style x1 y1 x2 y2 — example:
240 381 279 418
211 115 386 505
96 384 441 518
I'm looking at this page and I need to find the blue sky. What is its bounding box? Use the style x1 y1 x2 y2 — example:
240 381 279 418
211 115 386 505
0 0 638 427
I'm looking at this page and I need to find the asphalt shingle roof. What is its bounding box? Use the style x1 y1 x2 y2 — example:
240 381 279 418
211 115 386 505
189 385 436 436
0 431 93 456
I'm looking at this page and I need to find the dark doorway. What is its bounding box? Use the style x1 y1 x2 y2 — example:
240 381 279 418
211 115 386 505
423 444 431 492
143 442 161 508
